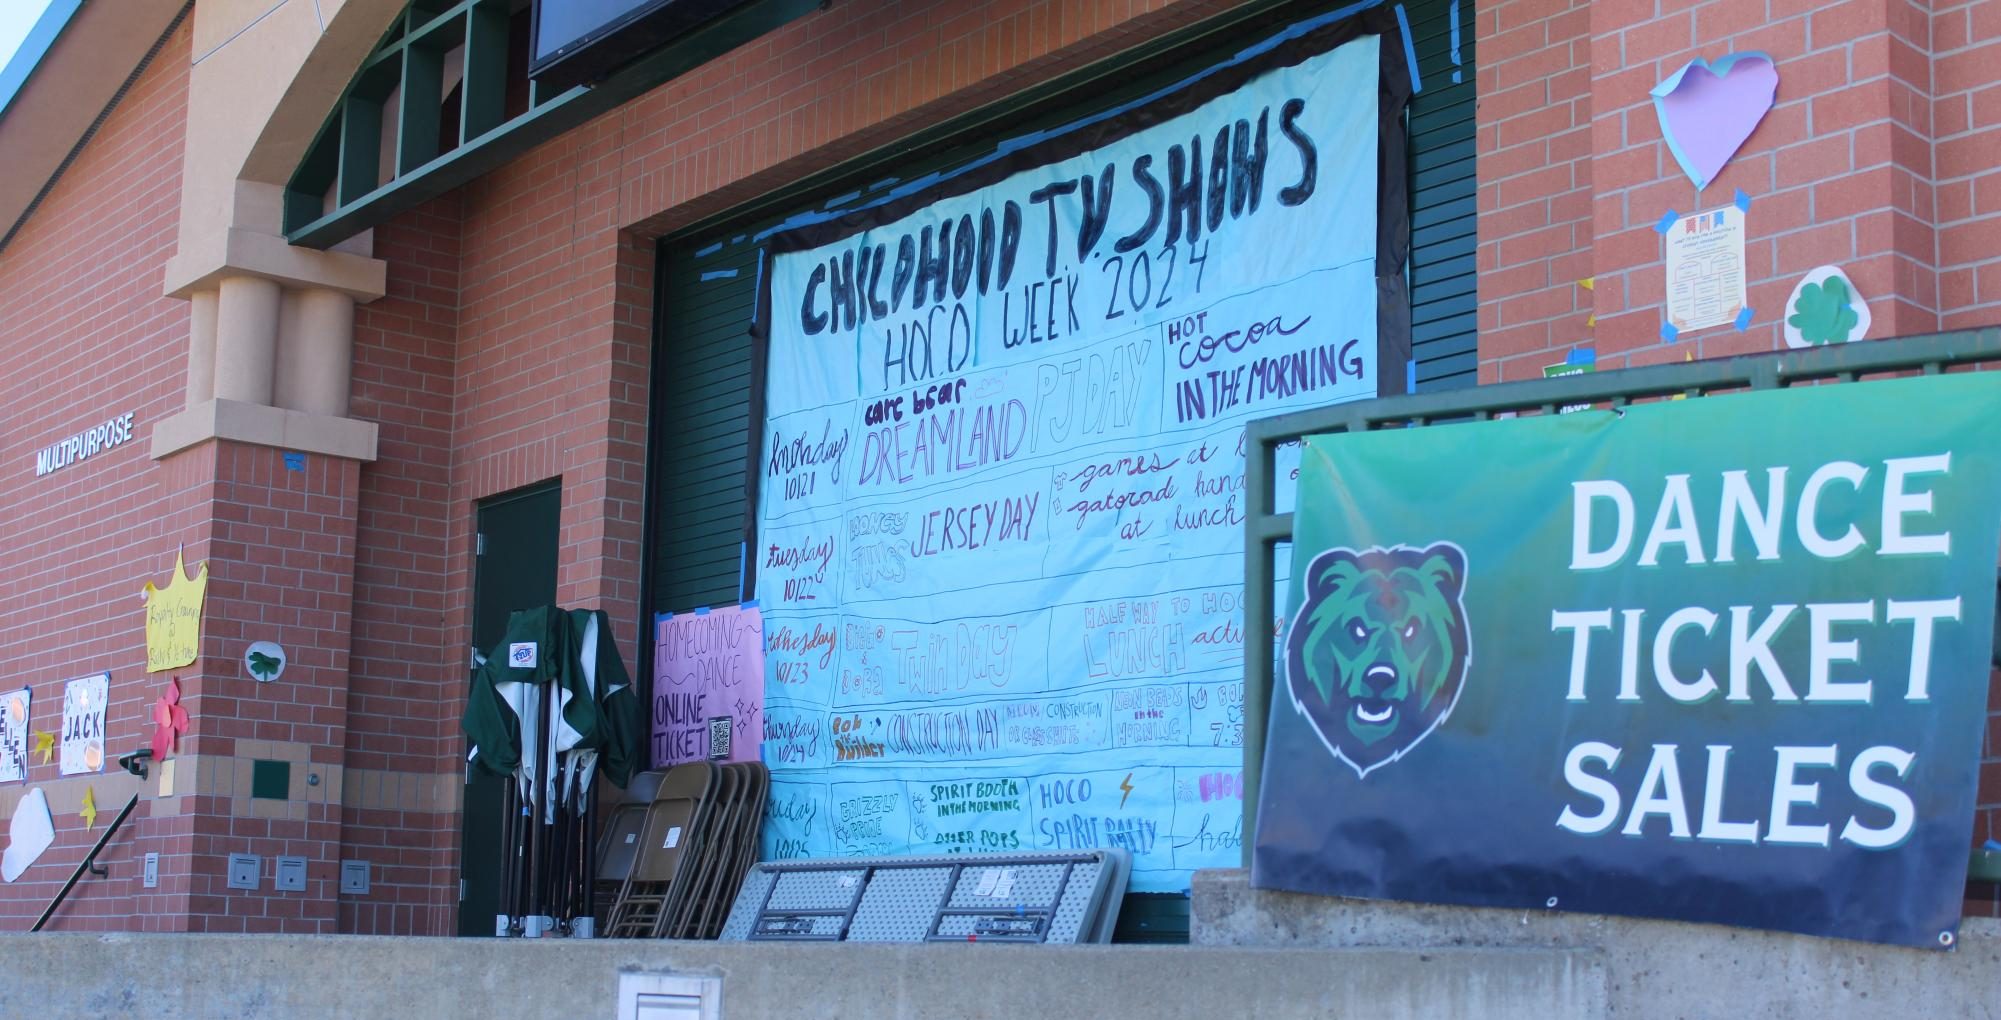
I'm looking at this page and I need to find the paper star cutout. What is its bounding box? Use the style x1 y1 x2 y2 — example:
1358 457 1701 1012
32 731 53 765
81 786 97 831
152 677 189 761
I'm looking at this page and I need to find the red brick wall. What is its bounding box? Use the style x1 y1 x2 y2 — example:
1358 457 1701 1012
1476 0 1593 384
334 0 2001 930
1935 0 2001 329
8 0 1995 935
1481 0 2001 379
336 196 465 936
181 442 361 933
0 19 198 930
328 0 1289 935
1477 0 2001 916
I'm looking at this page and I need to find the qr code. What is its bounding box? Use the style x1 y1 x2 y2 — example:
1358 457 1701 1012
707 716 732 760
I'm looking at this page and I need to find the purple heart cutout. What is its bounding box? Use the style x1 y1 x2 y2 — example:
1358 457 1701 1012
1650 53 1778 191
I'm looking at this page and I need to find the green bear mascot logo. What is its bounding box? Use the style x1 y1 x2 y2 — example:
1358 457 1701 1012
1285 542 1470 777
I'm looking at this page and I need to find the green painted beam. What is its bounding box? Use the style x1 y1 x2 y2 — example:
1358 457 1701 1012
287 0 822 247
336 94 384 206
397 40 445 175
459 0 507 143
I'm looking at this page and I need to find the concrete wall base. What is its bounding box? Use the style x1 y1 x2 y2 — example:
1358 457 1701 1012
0 934 1603 1020
1191 868 2001 1019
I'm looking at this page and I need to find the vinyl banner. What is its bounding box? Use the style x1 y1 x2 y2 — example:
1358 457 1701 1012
653 606 765 766
1254 372 2001 947
752 17 1406 891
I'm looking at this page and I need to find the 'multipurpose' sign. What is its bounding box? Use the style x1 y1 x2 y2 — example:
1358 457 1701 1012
1253 372 2001 949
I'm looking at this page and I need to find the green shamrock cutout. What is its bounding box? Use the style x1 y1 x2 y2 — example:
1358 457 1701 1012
1788 276 1859 346
247 650 282 681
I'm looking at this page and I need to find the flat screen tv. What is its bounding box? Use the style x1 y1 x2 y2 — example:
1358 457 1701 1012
531 0 756 92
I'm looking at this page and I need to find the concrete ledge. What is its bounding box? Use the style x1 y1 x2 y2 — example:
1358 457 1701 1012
0 935 1605 1020
150 398 378 462
163 228 387 302
1192 868 2001 1020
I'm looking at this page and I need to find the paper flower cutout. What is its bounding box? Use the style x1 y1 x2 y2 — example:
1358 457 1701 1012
152 677 189 760
81 786 97 831
32 731 53 766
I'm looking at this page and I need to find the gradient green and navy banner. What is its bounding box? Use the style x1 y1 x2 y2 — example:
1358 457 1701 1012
1255 372 2001 948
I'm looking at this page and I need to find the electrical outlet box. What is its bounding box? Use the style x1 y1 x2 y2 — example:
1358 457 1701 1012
274 856 307 892
340 859 370 895
227 853 261 890
142 853 159 888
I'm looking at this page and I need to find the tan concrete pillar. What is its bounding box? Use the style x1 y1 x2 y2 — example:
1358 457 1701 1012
213 274 281 405
185 289 218 405
275 287 355 417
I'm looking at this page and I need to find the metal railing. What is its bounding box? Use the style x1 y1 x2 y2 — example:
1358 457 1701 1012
1240 327 2001 870
32 793 139 931
32 748 151 931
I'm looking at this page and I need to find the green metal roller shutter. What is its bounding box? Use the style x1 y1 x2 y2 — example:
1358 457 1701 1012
647 237 763 613
643 0 1481 938
1405 0 1478 391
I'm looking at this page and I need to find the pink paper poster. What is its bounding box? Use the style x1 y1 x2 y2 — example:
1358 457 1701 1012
651 604 764 767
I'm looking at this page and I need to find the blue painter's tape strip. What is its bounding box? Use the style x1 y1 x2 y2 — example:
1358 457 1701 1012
694 606 711 616
283 451 306 472
821 190 861 210
1734 188 1752 213
1660 322 1680 343
737 540 749 599
1394 4 1422 94
1734 307 1754 331
693 241 723 258
747 252 767 326
1566 347 1596 366
741 600 758 610
699 268 739 281
656 611 673 623
1655 210 1680 234
1449 0 1461 68
1405 359 1416 393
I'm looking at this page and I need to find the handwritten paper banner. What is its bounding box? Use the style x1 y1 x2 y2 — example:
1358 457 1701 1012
144 551 208 672
0 688 29 783
60 673 108 776
652 604 765 767
751 20 1398 891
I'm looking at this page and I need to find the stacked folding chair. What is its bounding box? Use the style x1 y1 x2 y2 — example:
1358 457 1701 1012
592 768 665 919
665 762 768 939
600 760 767 939
604 762 715 938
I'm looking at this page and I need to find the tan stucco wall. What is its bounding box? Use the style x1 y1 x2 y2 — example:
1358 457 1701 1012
149 0 406 461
